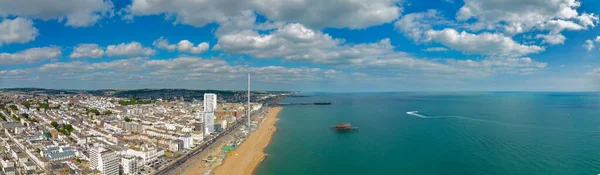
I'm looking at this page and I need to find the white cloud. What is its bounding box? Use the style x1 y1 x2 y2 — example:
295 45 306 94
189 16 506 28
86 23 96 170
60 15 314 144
9 56 345 83
106 41 155 57
0 69 30 79
0 47 61 65
595 36 600 42
394 9 448 42
535 33 567 45
0 18 38 46
253 0 403 29
0 0 114 27
424 28 544 56
70 44 104 58
423 47 449 52
447 57 547 75
583 40 594 51
38 61 93 73
177 40 210 54
152 37 176 51
215 22 547 78
396 11 543 56
126 0 402 29
153 37 210 54
457 0 598 34
91 57 145 70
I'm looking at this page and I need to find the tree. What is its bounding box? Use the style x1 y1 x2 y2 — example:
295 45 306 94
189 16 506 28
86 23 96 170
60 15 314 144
87 108 100 115
63 124 74 133
8 105 17 110
11 114 19 121
51 121 58 128
124 117 132 122
21 102 31 109
103 110 113 115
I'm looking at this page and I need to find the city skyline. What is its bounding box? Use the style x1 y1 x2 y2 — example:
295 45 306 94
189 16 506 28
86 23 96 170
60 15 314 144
1 0 600 92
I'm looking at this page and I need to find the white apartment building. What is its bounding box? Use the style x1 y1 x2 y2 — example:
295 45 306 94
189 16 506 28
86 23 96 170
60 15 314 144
121 155 141 175
89 146 120 175
204 112 215 135
203 93 217 112
123 144 164 166
179 134 194 149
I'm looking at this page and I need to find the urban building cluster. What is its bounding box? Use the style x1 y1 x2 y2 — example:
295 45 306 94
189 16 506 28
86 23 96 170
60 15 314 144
0 89 276 175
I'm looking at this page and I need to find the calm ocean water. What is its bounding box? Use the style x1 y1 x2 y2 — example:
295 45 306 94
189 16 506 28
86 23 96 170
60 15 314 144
254 92 600 175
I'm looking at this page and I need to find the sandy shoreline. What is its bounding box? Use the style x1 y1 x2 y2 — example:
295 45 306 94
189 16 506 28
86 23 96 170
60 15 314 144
212 106 282 175
175 106 282 175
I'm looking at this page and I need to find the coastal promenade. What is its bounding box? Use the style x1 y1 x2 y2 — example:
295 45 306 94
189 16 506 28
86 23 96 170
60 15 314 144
154 106 280 175
213 106 282 175
153 109 256 175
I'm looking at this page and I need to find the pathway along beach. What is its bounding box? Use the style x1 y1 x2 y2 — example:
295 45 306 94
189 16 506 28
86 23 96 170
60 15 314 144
212 106 282 175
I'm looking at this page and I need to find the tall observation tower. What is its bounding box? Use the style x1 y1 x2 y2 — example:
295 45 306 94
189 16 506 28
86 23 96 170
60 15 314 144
247 73 251 128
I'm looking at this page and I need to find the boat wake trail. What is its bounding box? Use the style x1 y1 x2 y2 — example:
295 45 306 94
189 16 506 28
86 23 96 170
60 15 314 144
406 111 467 120
405 111 600 133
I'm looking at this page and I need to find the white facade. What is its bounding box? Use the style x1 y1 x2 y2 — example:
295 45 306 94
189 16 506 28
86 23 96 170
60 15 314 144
89 146 100 172
100 150 120 175
123 144 163 166
179 134 194 149
204 112 215 135
121 155 140 175
203 93 217 112
89 146 120 175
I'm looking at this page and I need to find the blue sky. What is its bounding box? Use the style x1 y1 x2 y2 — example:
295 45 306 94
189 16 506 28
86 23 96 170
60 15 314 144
1 0 600 92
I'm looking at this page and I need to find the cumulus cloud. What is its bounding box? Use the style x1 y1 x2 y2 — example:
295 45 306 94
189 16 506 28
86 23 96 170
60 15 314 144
0 0 114 27
396 10 544 56
3 56 350 84
457 0 598 34
0 47 61 65
152 37 210 54
177 40 210 54
106 41 155 57
215 22 547 77
70 44 104 58
583 40 594 51
424 29 544 56
0 18 38 46
0 69 30 79
152 37 176 51
126 0 402 29
535 33 567 45
394 9 449 41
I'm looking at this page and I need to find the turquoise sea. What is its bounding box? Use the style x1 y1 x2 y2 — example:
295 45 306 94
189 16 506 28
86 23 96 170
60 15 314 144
254 92 600 175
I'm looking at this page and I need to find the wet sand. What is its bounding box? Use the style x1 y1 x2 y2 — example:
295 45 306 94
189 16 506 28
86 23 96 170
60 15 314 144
213 106 282 175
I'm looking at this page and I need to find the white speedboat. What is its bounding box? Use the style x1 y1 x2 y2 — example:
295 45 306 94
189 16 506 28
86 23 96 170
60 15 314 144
406 111 418 114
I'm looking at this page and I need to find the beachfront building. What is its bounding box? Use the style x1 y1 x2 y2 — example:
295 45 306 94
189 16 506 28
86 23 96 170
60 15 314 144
124 144 164 166
89 146 120 175
204 112 215 135
179 134 194 149
203 93 217 135
121 155 141 175
203 93 217 112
